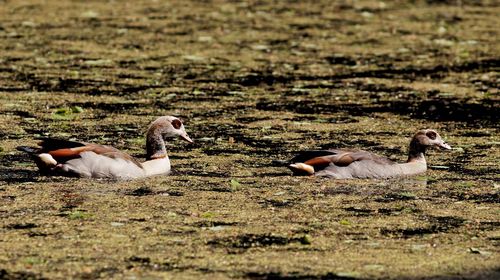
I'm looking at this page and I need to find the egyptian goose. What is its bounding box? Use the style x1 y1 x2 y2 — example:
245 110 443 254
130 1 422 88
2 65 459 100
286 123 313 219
288 129 451 179
17 116 192 180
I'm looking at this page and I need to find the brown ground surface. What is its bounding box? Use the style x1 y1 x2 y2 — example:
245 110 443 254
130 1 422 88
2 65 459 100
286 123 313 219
0 0 499 279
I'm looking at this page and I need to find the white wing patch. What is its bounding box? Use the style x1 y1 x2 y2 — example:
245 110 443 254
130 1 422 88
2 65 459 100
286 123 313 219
38 153 57 166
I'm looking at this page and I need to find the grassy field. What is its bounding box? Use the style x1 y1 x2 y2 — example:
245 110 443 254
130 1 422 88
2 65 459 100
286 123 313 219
0 0 498 279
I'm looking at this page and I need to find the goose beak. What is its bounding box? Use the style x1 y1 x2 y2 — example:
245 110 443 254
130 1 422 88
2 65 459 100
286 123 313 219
438 142 451 150
180 133 193 143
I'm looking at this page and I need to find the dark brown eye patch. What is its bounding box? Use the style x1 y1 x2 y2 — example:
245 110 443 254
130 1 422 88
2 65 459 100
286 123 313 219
171 119 182 129
426 131 437 140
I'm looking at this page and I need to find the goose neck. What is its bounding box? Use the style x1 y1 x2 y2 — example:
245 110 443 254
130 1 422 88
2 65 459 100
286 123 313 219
407 138 426 163
146 130 167 160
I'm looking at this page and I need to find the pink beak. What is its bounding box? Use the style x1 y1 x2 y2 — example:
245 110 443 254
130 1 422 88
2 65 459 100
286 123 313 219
180 133 193 143
438 142 451 150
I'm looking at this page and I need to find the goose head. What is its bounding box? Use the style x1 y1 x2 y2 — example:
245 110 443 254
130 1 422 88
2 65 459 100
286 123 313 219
413 129 451 151
148 116 193 143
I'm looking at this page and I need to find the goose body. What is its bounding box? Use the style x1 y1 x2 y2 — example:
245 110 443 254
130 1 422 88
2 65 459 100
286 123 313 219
289 129 451 179
17 116 192 180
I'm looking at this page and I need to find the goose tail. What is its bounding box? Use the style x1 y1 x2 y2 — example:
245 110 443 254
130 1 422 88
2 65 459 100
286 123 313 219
16 146 39 154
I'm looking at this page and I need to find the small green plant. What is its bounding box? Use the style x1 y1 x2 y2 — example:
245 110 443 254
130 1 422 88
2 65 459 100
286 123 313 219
201 212 216 219
457 181 475 188
230 179 241 191
24 257 44 265
298 234 312 245
339 219 351 226
51 106 84 120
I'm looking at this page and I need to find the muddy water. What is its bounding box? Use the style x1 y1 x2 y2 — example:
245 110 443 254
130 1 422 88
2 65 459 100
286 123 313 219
0 1 499 279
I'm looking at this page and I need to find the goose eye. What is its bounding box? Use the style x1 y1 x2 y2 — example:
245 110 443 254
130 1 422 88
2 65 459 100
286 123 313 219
171 119 182 129
426 131 437 140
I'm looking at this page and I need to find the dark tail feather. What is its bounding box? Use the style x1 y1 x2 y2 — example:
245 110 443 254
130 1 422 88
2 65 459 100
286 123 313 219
37 138 84 151
271 159 289 167
16 146 39 154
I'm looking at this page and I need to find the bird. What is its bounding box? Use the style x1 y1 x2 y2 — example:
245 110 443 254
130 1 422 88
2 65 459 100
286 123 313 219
17 116 193 180
288 129 451 179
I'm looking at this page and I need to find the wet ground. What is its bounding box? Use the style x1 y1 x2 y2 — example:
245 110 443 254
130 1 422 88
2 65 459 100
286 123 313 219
0 0 499 279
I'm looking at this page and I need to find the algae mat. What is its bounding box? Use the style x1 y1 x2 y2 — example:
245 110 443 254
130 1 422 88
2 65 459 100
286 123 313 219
0 1 499 279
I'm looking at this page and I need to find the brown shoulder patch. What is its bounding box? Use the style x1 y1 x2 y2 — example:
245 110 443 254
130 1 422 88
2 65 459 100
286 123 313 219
334 154 355 167
48 148 84 161
304 157 332 168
